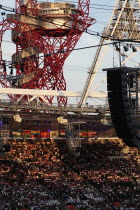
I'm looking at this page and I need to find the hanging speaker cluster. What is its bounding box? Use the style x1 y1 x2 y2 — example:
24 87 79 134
103 67 140 149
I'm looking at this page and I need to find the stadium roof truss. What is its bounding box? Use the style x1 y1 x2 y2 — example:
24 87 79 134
79 0 140 107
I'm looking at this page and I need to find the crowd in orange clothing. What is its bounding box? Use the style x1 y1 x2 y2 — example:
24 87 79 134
0 138 140 209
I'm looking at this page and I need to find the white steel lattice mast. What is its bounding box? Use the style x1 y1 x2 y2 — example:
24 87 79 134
79 0 140 107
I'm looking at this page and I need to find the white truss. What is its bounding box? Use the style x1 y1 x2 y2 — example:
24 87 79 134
0 87 107 101
79 0 140 107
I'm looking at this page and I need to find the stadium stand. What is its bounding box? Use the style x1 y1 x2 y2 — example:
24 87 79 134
0 138 140 209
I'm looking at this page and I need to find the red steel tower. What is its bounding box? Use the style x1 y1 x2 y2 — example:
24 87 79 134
0 0 94 105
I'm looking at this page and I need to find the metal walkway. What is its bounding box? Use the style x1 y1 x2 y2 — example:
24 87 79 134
0 99 108 115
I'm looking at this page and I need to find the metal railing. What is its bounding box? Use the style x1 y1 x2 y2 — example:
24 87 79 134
0 99 109 114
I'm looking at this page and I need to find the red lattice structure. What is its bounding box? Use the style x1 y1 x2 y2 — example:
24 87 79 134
0 0 95 105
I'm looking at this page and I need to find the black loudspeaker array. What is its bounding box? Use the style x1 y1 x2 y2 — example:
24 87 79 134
105 67 140 148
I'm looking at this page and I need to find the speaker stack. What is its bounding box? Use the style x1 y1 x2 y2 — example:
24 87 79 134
103 67 140 148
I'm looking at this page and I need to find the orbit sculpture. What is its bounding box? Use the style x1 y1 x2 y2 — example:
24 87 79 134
0 0 94 105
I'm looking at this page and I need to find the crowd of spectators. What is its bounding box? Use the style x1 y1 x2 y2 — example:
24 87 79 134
0 137 140 209
58 139 140 209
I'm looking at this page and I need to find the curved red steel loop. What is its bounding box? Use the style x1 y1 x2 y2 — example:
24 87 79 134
0 0 95 105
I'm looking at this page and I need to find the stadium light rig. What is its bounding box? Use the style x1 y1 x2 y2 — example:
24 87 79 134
0 0 95 106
